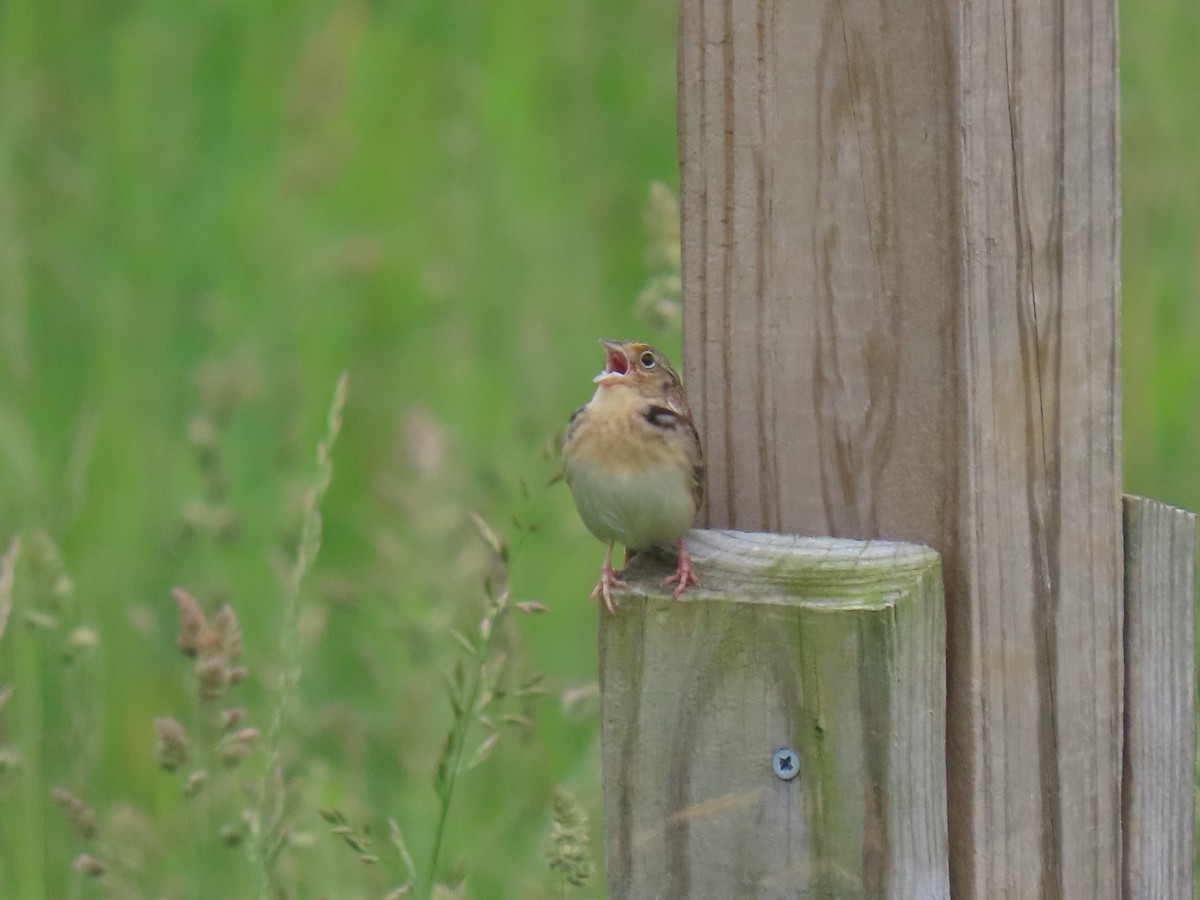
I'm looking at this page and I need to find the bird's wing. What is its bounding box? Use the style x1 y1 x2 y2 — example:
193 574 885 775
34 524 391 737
640 404 704 511
563 404 586 451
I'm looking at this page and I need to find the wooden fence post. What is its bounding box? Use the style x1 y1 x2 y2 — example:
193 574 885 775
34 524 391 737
675 0 1128 898
600 531 947 899
1122 497 1198 900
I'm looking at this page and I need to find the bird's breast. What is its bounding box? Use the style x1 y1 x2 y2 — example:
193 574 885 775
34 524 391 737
564 422 696 549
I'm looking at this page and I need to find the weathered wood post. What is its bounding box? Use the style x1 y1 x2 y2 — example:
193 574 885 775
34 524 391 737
1122 497 1197 899
601 533 948 898
598 0 1197 896
677 0 1124 894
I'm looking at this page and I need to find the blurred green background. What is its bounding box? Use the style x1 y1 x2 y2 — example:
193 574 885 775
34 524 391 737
0 0 1195 897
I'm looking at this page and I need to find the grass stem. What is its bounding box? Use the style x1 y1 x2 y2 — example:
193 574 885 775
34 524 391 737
253 374 348 898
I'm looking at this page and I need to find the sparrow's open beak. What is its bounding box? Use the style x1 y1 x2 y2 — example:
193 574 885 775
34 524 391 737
594 340 630 385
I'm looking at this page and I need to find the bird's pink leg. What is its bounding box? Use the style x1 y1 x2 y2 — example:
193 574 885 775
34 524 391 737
589 541 627 615
663 538 699 597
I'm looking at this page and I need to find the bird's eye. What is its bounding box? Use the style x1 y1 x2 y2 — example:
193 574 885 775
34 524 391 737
640 351 656 368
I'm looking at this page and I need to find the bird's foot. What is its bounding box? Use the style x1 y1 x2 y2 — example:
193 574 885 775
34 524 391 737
663 540 699 598
589 554 627 615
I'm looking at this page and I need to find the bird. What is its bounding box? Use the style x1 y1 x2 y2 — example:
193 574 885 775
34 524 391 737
562 339 704 614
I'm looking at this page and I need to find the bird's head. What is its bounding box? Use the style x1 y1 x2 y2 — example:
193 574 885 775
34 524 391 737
593 339 683 395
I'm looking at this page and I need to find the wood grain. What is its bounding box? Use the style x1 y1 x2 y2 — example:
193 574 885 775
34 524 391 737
1122 496 1197 900
678 0 1122 897
600 530 948 899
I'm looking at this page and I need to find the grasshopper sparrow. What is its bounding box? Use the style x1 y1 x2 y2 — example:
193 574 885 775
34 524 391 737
562 339 704 613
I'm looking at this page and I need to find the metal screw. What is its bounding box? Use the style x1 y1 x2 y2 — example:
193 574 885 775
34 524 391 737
772 747 800 781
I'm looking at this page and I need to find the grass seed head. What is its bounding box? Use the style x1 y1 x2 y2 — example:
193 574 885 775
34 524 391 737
546 786 595 889
71 853 106 877
52 787 99 839
154 718 190 772
184 769 209 797
172 588 212 658
219 727 260 767
212 603 242 662
221 707 246 731
196 652 229 701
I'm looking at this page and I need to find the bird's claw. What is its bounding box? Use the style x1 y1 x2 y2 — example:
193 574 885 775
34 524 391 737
590 547 627 615
663 541 699 598
590 570 627 615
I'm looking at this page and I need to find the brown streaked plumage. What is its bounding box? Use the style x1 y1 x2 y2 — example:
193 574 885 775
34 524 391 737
562 339 704 613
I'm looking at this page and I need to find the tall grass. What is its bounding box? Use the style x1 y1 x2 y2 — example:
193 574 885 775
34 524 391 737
252 372 346 897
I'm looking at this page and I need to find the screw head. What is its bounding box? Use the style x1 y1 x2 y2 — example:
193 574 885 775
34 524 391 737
772 747 800 781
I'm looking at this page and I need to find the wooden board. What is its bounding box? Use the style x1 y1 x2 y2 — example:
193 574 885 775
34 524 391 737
677 0 1122 896
1122 496 1198 900
600 530 948 900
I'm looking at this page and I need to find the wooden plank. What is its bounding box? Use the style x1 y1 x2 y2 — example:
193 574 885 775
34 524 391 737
677 0 1122 897
1122 496 1198 900
599 530 948 900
